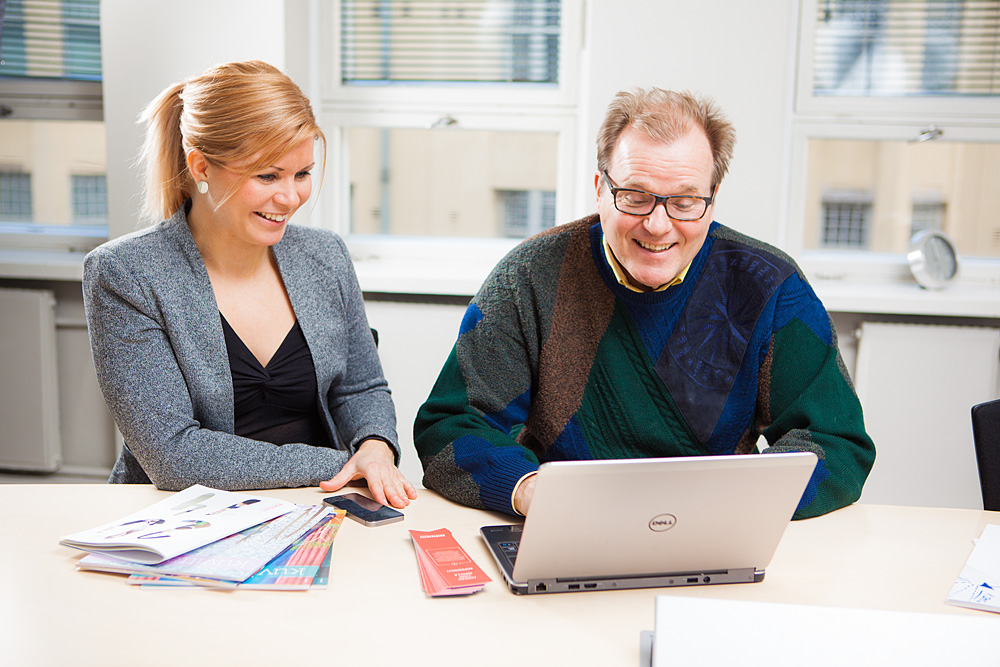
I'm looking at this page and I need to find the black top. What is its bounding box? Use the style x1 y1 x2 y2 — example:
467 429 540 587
221 313 331 448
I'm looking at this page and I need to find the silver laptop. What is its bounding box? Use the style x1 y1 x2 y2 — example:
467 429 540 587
480 452 817 595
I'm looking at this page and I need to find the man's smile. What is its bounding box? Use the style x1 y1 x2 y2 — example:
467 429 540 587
635 239 676 253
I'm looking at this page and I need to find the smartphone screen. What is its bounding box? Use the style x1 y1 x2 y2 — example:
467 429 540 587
323 493 404 527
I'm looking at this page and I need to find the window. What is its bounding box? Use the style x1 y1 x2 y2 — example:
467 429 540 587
344 126 560 238
71 173 107 223
498 189 556 238
810 0 996 98
911 197 946 235
820 190 872 249
340 0 560 86
319 0 581 293
0 172 33 221
789 0 1000 286
0 0 106 252
798 0 1000 116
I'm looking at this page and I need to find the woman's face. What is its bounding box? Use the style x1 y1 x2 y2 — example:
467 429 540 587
202 138 315 249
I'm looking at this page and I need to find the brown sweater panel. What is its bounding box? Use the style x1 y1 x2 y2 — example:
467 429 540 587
521 221 616 451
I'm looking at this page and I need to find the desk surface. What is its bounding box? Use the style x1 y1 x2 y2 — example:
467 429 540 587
1 485 997 666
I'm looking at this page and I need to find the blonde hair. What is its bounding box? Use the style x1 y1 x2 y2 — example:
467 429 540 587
596 88 735 188
138 60 325 222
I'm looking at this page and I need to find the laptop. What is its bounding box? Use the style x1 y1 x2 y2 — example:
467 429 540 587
480 452 817 595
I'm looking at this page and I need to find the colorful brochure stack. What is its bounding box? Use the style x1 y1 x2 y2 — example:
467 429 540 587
123 512 346 590
60 485 345 590
409 527 492 596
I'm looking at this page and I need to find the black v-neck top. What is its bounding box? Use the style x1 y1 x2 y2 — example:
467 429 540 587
220 313 331 448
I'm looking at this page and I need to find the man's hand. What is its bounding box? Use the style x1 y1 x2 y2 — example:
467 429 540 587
319 439 418 509
513 474 536 515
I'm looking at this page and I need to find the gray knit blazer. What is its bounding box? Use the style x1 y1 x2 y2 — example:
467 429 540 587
82 207 399 490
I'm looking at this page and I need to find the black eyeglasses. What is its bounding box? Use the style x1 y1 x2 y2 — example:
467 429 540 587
602 170 714 221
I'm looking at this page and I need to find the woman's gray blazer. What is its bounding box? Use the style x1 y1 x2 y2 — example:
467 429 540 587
82 207 399 491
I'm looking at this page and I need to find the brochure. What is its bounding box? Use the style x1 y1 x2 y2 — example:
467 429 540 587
126 510 346 590
77 503 334 583
60 484 296 564
947 523 1000 614
409 528 491 596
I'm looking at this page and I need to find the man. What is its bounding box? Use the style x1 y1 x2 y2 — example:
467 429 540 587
414 88 875 519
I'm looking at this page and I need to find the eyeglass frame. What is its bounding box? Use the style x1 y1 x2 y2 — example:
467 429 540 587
602 170 715 221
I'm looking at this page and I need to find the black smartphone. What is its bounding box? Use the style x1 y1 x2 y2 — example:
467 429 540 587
323 492 404 527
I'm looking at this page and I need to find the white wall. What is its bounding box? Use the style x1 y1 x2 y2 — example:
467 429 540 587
573 0 799 245
100 0 288 239
363 300 466 484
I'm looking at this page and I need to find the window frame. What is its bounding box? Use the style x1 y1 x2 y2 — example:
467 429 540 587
794 0 1000 122
0 0 106 256
786 119 1000 286
0 107 108 255
787 0 1000 290
319 108 577 295
0 78 103 122
322 0 581 110
316 0 582 295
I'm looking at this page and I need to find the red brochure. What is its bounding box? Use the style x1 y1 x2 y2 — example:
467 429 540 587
409 528 491 596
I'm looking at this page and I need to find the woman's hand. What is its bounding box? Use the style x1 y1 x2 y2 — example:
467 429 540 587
319 439 418 509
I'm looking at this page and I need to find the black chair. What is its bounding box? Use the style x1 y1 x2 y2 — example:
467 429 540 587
971 398 1000 511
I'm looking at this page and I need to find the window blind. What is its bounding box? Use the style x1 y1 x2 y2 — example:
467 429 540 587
0 0 101 81
812 0 999 96
341 0 561 85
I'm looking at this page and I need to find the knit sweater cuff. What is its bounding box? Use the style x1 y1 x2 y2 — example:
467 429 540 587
480 456 540 515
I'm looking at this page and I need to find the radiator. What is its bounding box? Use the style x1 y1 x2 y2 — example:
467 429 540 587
854 321 1000 510
0 287 62 471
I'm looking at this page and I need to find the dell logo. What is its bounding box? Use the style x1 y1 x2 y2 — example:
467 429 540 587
648 514 677 532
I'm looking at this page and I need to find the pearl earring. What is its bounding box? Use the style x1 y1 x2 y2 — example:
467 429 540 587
196 180 209 195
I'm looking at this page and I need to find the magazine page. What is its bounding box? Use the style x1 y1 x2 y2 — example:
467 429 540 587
59 485 296 564
947 523 1000 614
77 504 334 583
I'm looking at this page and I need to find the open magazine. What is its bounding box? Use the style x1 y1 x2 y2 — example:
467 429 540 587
59 484 296 564
77 503 337 584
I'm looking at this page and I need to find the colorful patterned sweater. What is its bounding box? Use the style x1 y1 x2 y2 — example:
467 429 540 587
414 215 875 519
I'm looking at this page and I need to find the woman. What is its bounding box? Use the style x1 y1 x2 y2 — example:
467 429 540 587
83 60 416 508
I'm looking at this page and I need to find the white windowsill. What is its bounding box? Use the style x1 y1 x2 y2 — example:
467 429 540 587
815 279 1000 319
0 249 86 281
353 256 488 297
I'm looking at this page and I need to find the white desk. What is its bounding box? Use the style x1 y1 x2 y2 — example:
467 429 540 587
1 485 996 666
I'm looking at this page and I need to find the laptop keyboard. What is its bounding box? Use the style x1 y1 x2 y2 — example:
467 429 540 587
499 540 520 566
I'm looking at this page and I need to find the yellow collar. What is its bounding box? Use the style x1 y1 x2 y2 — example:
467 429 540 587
602 236 689 292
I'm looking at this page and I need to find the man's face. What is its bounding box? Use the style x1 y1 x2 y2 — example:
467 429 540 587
595 126 717 290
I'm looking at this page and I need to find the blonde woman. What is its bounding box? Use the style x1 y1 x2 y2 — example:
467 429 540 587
83 61 416 508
